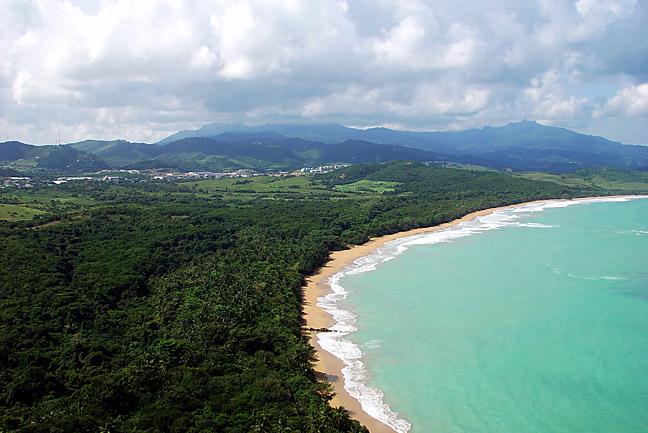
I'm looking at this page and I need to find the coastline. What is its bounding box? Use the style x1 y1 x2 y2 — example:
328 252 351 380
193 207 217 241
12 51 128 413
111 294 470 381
301 195 648 432
302 201 540 432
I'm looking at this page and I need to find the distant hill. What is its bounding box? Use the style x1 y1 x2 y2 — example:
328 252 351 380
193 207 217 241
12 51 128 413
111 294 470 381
156 122 360 145
0 141 108 173
406 120 648 172
70 139 158 167
75 134 452 171
159 120 648 172
6 120 648 174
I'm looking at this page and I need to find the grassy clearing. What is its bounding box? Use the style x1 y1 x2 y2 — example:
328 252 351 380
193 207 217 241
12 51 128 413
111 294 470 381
2 190 98 211
183 175 355 200
0 203 46 221
333 179 401 193
518 171 648 193
187 175 324 193
186 175 401 200
4 193 94 206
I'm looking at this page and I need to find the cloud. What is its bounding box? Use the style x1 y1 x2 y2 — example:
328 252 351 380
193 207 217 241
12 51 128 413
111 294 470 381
524 70 588 119
369 4 478 71
599 83 648 117
0 0 647 144
388 82 491 116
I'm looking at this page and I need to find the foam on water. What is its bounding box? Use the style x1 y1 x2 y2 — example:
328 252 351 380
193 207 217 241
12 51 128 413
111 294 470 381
363 339 382 349
315 196 648 432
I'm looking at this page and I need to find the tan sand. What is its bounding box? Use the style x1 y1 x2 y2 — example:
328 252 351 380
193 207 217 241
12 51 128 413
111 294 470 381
301 195 648 432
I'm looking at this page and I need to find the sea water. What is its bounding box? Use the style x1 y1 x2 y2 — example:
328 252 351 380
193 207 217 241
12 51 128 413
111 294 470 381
317 197 648 433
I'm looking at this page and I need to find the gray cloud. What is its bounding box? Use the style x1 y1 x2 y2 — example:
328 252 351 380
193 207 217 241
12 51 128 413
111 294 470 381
1 0 647 144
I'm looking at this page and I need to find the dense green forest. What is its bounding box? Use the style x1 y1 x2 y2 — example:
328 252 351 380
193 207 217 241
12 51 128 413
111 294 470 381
2 162 648 432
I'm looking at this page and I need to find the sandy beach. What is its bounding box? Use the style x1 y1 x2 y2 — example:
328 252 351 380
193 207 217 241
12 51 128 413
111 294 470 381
302 195 648 432
302 201 540 432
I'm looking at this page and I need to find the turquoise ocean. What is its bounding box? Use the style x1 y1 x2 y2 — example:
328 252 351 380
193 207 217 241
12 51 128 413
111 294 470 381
317 197 648 433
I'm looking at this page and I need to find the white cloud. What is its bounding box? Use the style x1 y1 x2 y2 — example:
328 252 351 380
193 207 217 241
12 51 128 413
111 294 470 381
0 0 647 143
210 2 256 79
370 9 477 71
575 0 636 25
372 16 427 67
524 70 588 119
535 0 636 46
600 83 648 117
300 85 382 117
389 82 491 116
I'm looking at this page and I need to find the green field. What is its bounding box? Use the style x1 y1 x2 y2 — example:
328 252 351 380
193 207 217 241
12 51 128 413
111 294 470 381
333 179 400 193
517 170 648 193
0 203 46 220
189 175 318 191
186 176 404 201
7 194 93 205
184 174 352 200
1 191 96 216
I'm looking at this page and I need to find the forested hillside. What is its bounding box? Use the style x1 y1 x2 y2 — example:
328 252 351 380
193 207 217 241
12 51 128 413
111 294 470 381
70 135 448 171
156 121 648 172
5 120 648 174
0 142 108 173
1 163 646 432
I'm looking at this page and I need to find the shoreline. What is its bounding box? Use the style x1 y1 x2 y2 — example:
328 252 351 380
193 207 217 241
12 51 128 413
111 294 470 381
301 195 648 432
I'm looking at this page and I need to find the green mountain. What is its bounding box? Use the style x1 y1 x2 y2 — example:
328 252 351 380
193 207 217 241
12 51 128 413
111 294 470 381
8 121 648 174
411 120 648 172
157 122 363 145
69 140 155 167
158 120 648 172
72 134 453 171
0 141 109 173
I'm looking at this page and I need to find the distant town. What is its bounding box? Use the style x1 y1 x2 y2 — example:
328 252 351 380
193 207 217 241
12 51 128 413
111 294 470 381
0 164 351 189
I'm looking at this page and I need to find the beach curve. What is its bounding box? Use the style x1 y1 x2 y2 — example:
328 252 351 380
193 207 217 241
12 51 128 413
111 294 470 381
301 195 648 432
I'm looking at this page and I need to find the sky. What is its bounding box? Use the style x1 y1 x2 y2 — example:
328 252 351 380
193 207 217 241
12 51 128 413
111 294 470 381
1 0 648 145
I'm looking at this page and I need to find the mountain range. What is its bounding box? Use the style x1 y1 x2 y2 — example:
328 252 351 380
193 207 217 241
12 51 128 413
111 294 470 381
1 120 647 174
68 134 449 172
